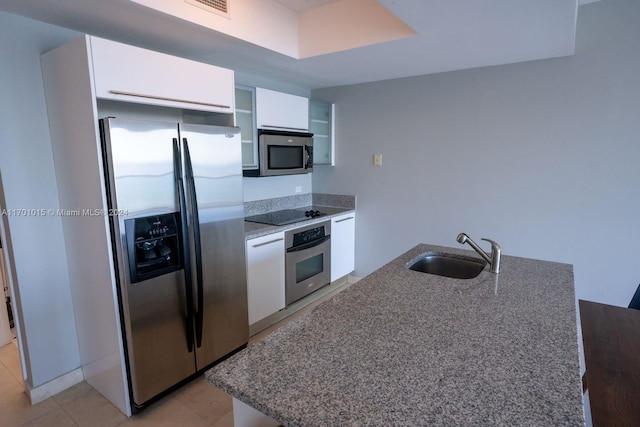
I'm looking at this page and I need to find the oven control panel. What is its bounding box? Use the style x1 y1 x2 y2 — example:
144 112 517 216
292 226 325 246
286 220 331 249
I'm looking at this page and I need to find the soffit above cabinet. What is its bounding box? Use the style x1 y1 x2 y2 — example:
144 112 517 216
0 0 600 89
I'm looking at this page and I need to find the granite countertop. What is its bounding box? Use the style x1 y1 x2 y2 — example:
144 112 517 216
206 244 583 426
244 205 355 239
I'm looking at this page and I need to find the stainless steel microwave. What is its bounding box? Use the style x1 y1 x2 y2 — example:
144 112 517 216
243 130 313 177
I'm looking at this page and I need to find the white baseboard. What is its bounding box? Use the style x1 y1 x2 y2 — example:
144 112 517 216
26 367 84 404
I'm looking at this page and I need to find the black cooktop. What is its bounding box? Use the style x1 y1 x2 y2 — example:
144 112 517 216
245 209 326 226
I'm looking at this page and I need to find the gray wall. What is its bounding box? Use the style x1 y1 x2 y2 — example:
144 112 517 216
0 12 82 387
312 0 640 307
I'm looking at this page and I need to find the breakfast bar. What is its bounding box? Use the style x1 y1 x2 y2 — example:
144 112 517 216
206 243 584 426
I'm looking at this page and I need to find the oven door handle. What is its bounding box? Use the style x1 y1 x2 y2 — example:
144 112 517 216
286 235 331 253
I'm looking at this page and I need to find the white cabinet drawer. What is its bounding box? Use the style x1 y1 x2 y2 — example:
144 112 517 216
90 36 234 114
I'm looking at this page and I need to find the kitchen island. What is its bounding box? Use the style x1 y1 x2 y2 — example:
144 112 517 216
206 244 584 426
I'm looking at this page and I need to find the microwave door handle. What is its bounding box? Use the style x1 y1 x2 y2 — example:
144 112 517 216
173 138 194 353
305 145 313 169
183 138 204 349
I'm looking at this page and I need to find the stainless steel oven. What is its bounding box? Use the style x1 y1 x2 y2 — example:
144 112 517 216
285 221 331 305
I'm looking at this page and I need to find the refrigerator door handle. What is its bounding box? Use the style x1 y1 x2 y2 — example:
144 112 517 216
183 138 205 348
174 138 195 353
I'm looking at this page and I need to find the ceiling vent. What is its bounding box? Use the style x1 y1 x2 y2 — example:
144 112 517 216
185 0 230 18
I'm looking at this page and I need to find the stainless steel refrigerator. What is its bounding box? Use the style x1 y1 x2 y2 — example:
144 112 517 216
99 117 248 411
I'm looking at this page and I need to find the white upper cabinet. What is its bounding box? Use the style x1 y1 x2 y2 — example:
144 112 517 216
90 36 234 114
255 88 309 132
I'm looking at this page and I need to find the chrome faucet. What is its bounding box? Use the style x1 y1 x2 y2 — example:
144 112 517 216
456 233 501 274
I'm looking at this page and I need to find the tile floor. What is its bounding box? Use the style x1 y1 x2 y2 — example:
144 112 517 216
0 296 321 427
0 340 236 426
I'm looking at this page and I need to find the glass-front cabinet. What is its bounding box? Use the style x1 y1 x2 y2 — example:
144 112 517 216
235 85 258 170
309 101 334 166
235 87 335 169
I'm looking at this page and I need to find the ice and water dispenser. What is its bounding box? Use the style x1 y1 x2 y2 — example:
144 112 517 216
125 213 183 283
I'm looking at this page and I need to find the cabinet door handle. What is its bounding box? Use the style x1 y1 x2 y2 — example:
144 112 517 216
252 237 284 248
335 216 354 223
260 125 309 132
108 90 231 109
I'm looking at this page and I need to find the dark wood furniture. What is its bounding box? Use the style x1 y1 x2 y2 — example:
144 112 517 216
579 299 640 426
629 285 640 310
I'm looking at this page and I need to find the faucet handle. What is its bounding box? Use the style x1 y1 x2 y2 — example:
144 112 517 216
481 238 501 273
481 238 501 252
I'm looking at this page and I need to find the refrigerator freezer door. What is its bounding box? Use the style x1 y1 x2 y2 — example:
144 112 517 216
105 119 179 217
180 124 249 369
101 118 196 407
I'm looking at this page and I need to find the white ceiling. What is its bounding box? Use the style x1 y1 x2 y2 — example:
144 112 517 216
0 0 598 90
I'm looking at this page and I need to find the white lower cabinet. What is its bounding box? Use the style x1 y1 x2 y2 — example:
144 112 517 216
246 213 355 325
331 213 356 282
246 232 285 325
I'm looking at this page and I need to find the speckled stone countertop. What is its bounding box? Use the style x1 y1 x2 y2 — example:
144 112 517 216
244 205 354 239
206 244 583 426
243 193 356 239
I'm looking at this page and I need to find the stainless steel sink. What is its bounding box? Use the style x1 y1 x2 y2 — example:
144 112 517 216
406 252 486 279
